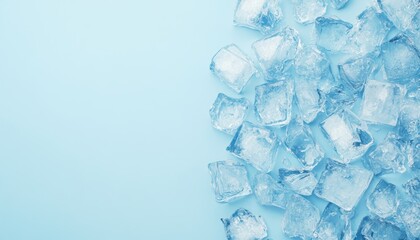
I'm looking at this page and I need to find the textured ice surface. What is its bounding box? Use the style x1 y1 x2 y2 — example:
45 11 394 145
294 77 324 123
234 0 283 34
314 161 373 211
397 83 420 142
254 80 293 126
285 117 324 168
381 35 420 83
252 27 301 81
315 17 353 53
294 45 331 80
227 121 278 172
209 93 249 135
291 0 327 24
377 0 419 31
356 216 408 240
278 169 317 196
208 161 252 202
283 194 320 239
330 0 350 9
404 177 420 203
360 80 405 126
222 208 268 240
314 203 352 240
347 8 393 55
407 138 420 173
324 84 356 115
364 134 406 175
398 201 420 238
321 109 373 163
253 173 288 208
210 44 256 93
366 180 399 218
338 53 376 93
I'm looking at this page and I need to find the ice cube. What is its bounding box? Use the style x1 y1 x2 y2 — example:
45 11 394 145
291 0 327 24
234 0 283 34
356 216 408 240
284 117 324 168
253 173 288 208
398 201 420 238
210 44 256 93
254 80 293 126
209 93 249 135
338 53 376 93
294 45 331 80
222 208 268 240
377 0 419 31
321 109 374 163
208 161 252 203
381 35 420 83
252 27 301 81
404 177 420 203
315 17 353 53
366 180 399 218
283 194 321 239
294 76 325 123
360 80 405 126
397 93 420 143
324 84 356 115
407 138 420 173
227 121 278 172
314 203 353 240
330 0 350 9
278 168 318 196
314 161 373 211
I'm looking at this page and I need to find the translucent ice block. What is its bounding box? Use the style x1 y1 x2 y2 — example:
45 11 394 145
330 0 350 9
397 201 420 238
253 173 288 208
314 203 352 240
222 208 268 240
315 17 353 53
377 0 418 31
291 0 327 24
356 216 408 240
278 168 318 196
404 177 420 203
366 180 399 218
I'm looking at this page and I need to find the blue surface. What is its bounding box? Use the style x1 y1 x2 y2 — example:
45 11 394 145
0 0 414 239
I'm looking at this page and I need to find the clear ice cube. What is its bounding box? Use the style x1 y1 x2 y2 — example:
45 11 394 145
377 0 419 31
330 0 350 9
222 208 268 240
315 17 353 53
227 121 278 173
278 168 318 196
294 76 325 123
294 45 331 80
403 177 420 203
208 161 252 203
366 180 399 218
324 84 356 115
209 93 249 135
338 53 376 93
234 0 283 34
253 173 288 208
314 203 352 240
291 0 327 24
356 216 408 240
314 161 373 211
210 44 256 93
397 97 420 143
398 201 420 238
254 80 293 126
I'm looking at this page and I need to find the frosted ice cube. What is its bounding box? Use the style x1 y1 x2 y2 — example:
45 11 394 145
315 17 353 53
403 177 420 203
294 45 331 80
222 208 268 240
366 180 399 218
278 169 318 196
324 84 356 115
291 0 327 24
397 96 420 143
253 173 288 208
338 53 376 93
398 201 420 238
294 76 324 123
356 216 408 240
314 203 353 240
377 0 419 31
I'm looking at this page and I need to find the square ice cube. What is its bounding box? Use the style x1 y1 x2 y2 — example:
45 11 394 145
330 0 350 9
210 44 256 93
315 17 353 53
222 208 268 240
361 80 405 126
208 161 252 203
404 177 420 203
209 93 249 135
294 45 331 80
294 77 324 123
234 0 283 34
377 0 418 31
227 121 278 172
291 0 327 24
253 173 288 208
314 203 352 240
321 109 374 163
338 53 376 93
356 216 408 240
397 201 420 238
366 180 399 218
252 27 301 81
278 169 318 196
314 161 373 211
254 80 293 126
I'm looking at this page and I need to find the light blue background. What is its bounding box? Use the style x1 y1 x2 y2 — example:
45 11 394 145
0 0 414 239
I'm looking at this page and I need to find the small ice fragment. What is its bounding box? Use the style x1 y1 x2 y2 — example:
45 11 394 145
253 173 288 208
315 17 353 53
227 121 278 173
291 0 327 24
210 44 256 93
329 0 350 9
314 161 373 211
234 0 283 34
208 161 252 203
356 216 408 240
403 177 420 203
222 208 268 240
397 201 420 239
254 80 293 126
209 93 249 135
278 168 318 196
366 180 399 218
314 203 352 240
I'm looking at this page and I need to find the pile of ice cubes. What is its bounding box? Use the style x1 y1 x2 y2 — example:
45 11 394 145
207 0 419 239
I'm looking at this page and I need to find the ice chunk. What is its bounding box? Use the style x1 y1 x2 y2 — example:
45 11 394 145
366 180 399 218
377 0 418 31
291 0 327 24
314 203 352 240
404 177 420 203
284 117 324 168
321 109 374 163
278 169 318 196
314 161 373 211
381 35 420 83
360 80 405 126
283 194 321 239
294 45 331 80
209 93 249 135
234 0 283 34
222 208 268 240
208 161 252 203
294 77 325 123
338 53 376 93
227 121 278 172
252 27 301 81
356 216 408 240
253 173 288 208
397 95 420 143
210 44 256 93
407 138 420 173
330 0 350 9
347 8 393 55
398 201 420 238
324 84 356 115
364 134 406 175
315 17 353 53
254 80 293 126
